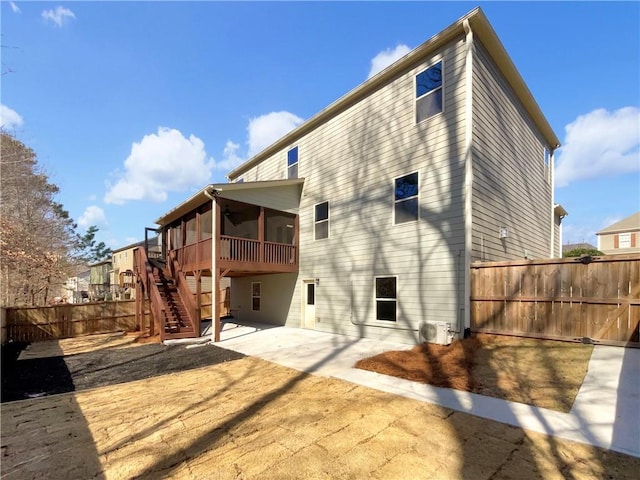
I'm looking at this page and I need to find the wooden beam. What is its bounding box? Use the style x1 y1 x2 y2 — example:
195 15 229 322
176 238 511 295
258 207 265 263
214 200 221 342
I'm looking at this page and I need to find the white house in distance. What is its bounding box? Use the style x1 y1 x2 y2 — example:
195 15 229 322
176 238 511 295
596 212 640 255
134 7 563 345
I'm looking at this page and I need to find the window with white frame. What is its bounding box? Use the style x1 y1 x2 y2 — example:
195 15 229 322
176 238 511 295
287 146 298 179
619 233 632 249
314 201 329 240
415 61 443 123
375 276 397 322
251 282 261 311
394 172 419 224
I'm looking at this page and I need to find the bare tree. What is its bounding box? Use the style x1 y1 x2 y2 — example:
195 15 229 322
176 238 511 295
1 131 79 306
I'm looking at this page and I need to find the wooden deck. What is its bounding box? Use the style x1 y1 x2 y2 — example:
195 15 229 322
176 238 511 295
171 236 298 275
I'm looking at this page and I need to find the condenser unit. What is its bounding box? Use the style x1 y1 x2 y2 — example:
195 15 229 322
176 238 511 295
418 321 451 345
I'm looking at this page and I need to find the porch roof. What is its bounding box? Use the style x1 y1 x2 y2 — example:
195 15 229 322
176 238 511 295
155 178 305 227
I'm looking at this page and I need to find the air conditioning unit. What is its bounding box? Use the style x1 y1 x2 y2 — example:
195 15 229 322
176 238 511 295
419 321 451 345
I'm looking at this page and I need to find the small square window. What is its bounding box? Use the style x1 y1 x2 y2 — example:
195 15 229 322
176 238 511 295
375 276 397 322
314 201 329 240
415 61 443 123
394 173 419 224
287 147 298 179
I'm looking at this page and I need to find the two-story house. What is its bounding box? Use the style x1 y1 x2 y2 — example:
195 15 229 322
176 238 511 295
134 7 563 344
596 212 640 255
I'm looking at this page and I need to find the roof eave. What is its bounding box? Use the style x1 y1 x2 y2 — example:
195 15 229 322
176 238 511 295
154 178 305 226
227 7 560 180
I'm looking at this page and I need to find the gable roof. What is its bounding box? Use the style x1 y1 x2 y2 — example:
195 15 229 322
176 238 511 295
227 7 560 180
596 212 640 235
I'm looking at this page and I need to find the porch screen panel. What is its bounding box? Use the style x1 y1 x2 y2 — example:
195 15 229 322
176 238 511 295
200 208 212 240
265 209 295 245
185 215 197 245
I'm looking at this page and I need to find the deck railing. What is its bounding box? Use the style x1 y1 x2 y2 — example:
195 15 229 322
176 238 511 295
264 240 296 265
171 235 297 271
134 247 167 337
220 236 260 263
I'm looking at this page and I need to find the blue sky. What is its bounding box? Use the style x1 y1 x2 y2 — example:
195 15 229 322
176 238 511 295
2 1 639 250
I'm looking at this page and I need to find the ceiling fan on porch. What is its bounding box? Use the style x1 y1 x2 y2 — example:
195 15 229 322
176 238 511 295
223 205 240 226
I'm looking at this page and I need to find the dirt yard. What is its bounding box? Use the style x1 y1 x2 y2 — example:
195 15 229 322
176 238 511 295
2 334 638 479
355 334 593 412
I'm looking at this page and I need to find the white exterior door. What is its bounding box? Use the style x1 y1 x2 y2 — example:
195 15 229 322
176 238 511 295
302 281 316 329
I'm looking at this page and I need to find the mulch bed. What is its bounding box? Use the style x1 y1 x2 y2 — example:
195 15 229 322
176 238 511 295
1 342 245 403
355 337 481 391
355 334 594 412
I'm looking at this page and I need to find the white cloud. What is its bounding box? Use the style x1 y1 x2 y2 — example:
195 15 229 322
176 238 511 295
562 223 598 246
368 44 412 79
215 140 244 171
555 107 640 187
0 104 24 130
78 206 107 228
10 2 21 14
105 127 213 205
246 111 304 157
42 6 76 27
562 215 624 247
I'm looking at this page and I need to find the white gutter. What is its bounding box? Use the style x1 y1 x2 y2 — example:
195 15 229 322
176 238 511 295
462 19 474 335
550 149 556 258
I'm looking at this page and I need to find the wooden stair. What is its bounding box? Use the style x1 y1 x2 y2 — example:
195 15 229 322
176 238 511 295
150 260 196 340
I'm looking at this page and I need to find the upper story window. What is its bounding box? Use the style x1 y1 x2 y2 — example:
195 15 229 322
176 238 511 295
394 172 419 224
314 201 329 240
287 146 299 179
415 61 443 123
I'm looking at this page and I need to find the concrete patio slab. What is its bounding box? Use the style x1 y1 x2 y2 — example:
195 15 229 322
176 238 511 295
216 322 640 458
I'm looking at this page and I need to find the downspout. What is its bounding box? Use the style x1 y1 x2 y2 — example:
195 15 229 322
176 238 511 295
462 19 474 338
549 147 557 258
204 186 219 341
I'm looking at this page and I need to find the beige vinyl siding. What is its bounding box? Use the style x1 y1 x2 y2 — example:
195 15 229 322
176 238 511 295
598 231 640 255
471 41 552 262
219 184 302 214
553 214 561 258
235 37 468 343
230 273 298 325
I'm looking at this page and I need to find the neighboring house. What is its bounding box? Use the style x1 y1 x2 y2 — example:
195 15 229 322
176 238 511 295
596 212 640 255
63 268 90 303
562 242 597 255
135 8 562 345
111 236 161 299
89 260 112 301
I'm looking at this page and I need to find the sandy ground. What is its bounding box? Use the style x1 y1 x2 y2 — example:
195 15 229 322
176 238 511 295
1 336 638 479
355 334 594 412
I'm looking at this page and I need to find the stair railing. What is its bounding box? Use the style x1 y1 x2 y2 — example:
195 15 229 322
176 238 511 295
134 247 169 340
166 249 200 336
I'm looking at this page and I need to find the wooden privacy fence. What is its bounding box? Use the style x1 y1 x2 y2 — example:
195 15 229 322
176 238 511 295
5 301 139 343
197 288 231 319
471 254 640 347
